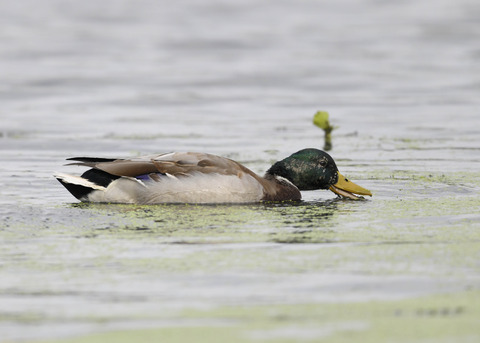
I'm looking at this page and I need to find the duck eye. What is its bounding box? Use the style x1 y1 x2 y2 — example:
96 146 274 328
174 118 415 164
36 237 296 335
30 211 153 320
345 178 349 182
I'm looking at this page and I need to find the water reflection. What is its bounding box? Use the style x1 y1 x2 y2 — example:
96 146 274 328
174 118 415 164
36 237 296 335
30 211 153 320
69 199 345 244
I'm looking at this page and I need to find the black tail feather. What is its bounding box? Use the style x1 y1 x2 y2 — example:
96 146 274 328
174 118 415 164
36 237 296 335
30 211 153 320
56 169 120 201
56 178 95 200
81 169 120 188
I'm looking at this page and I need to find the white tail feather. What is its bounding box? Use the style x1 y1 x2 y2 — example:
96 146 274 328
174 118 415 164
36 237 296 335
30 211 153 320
53 172 106 190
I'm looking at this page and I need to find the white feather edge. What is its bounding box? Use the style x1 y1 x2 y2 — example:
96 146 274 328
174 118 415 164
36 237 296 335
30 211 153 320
53 172 106 190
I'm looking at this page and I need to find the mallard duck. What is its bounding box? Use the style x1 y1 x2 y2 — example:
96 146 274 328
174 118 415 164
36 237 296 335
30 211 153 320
54 148 371 204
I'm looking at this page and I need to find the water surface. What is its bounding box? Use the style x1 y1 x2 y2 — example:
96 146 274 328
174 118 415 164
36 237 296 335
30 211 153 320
1 0 480 342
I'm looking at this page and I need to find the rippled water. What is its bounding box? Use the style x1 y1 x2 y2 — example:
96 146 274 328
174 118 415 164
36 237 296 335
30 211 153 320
1 0 480 342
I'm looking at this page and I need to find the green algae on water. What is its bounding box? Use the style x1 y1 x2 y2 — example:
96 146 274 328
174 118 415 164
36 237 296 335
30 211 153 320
41 290 480 343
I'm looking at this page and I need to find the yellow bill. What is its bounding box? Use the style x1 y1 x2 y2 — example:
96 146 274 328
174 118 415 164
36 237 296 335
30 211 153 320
329 172 372 200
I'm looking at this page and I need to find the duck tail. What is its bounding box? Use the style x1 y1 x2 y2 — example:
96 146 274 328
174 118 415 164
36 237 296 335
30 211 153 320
54 172 106 201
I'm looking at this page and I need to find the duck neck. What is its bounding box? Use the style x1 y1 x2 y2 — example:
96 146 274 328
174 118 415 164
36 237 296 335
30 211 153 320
262 173 301 201
266 160 295 185
264 161 302 201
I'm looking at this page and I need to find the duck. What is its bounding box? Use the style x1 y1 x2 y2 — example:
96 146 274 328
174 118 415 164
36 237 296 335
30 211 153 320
54 148 372 204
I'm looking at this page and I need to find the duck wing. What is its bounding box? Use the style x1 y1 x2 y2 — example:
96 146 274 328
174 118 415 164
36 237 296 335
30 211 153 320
66 152 257 178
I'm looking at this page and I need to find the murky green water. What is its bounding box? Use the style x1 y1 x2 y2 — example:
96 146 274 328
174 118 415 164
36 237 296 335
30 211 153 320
2 0 480 342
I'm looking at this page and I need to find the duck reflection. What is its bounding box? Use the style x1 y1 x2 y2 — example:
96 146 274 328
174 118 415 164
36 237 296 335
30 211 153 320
70 198 353 244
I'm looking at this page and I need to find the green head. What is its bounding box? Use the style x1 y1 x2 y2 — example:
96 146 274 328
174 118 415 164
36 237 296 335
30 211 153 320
266 148 338 190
